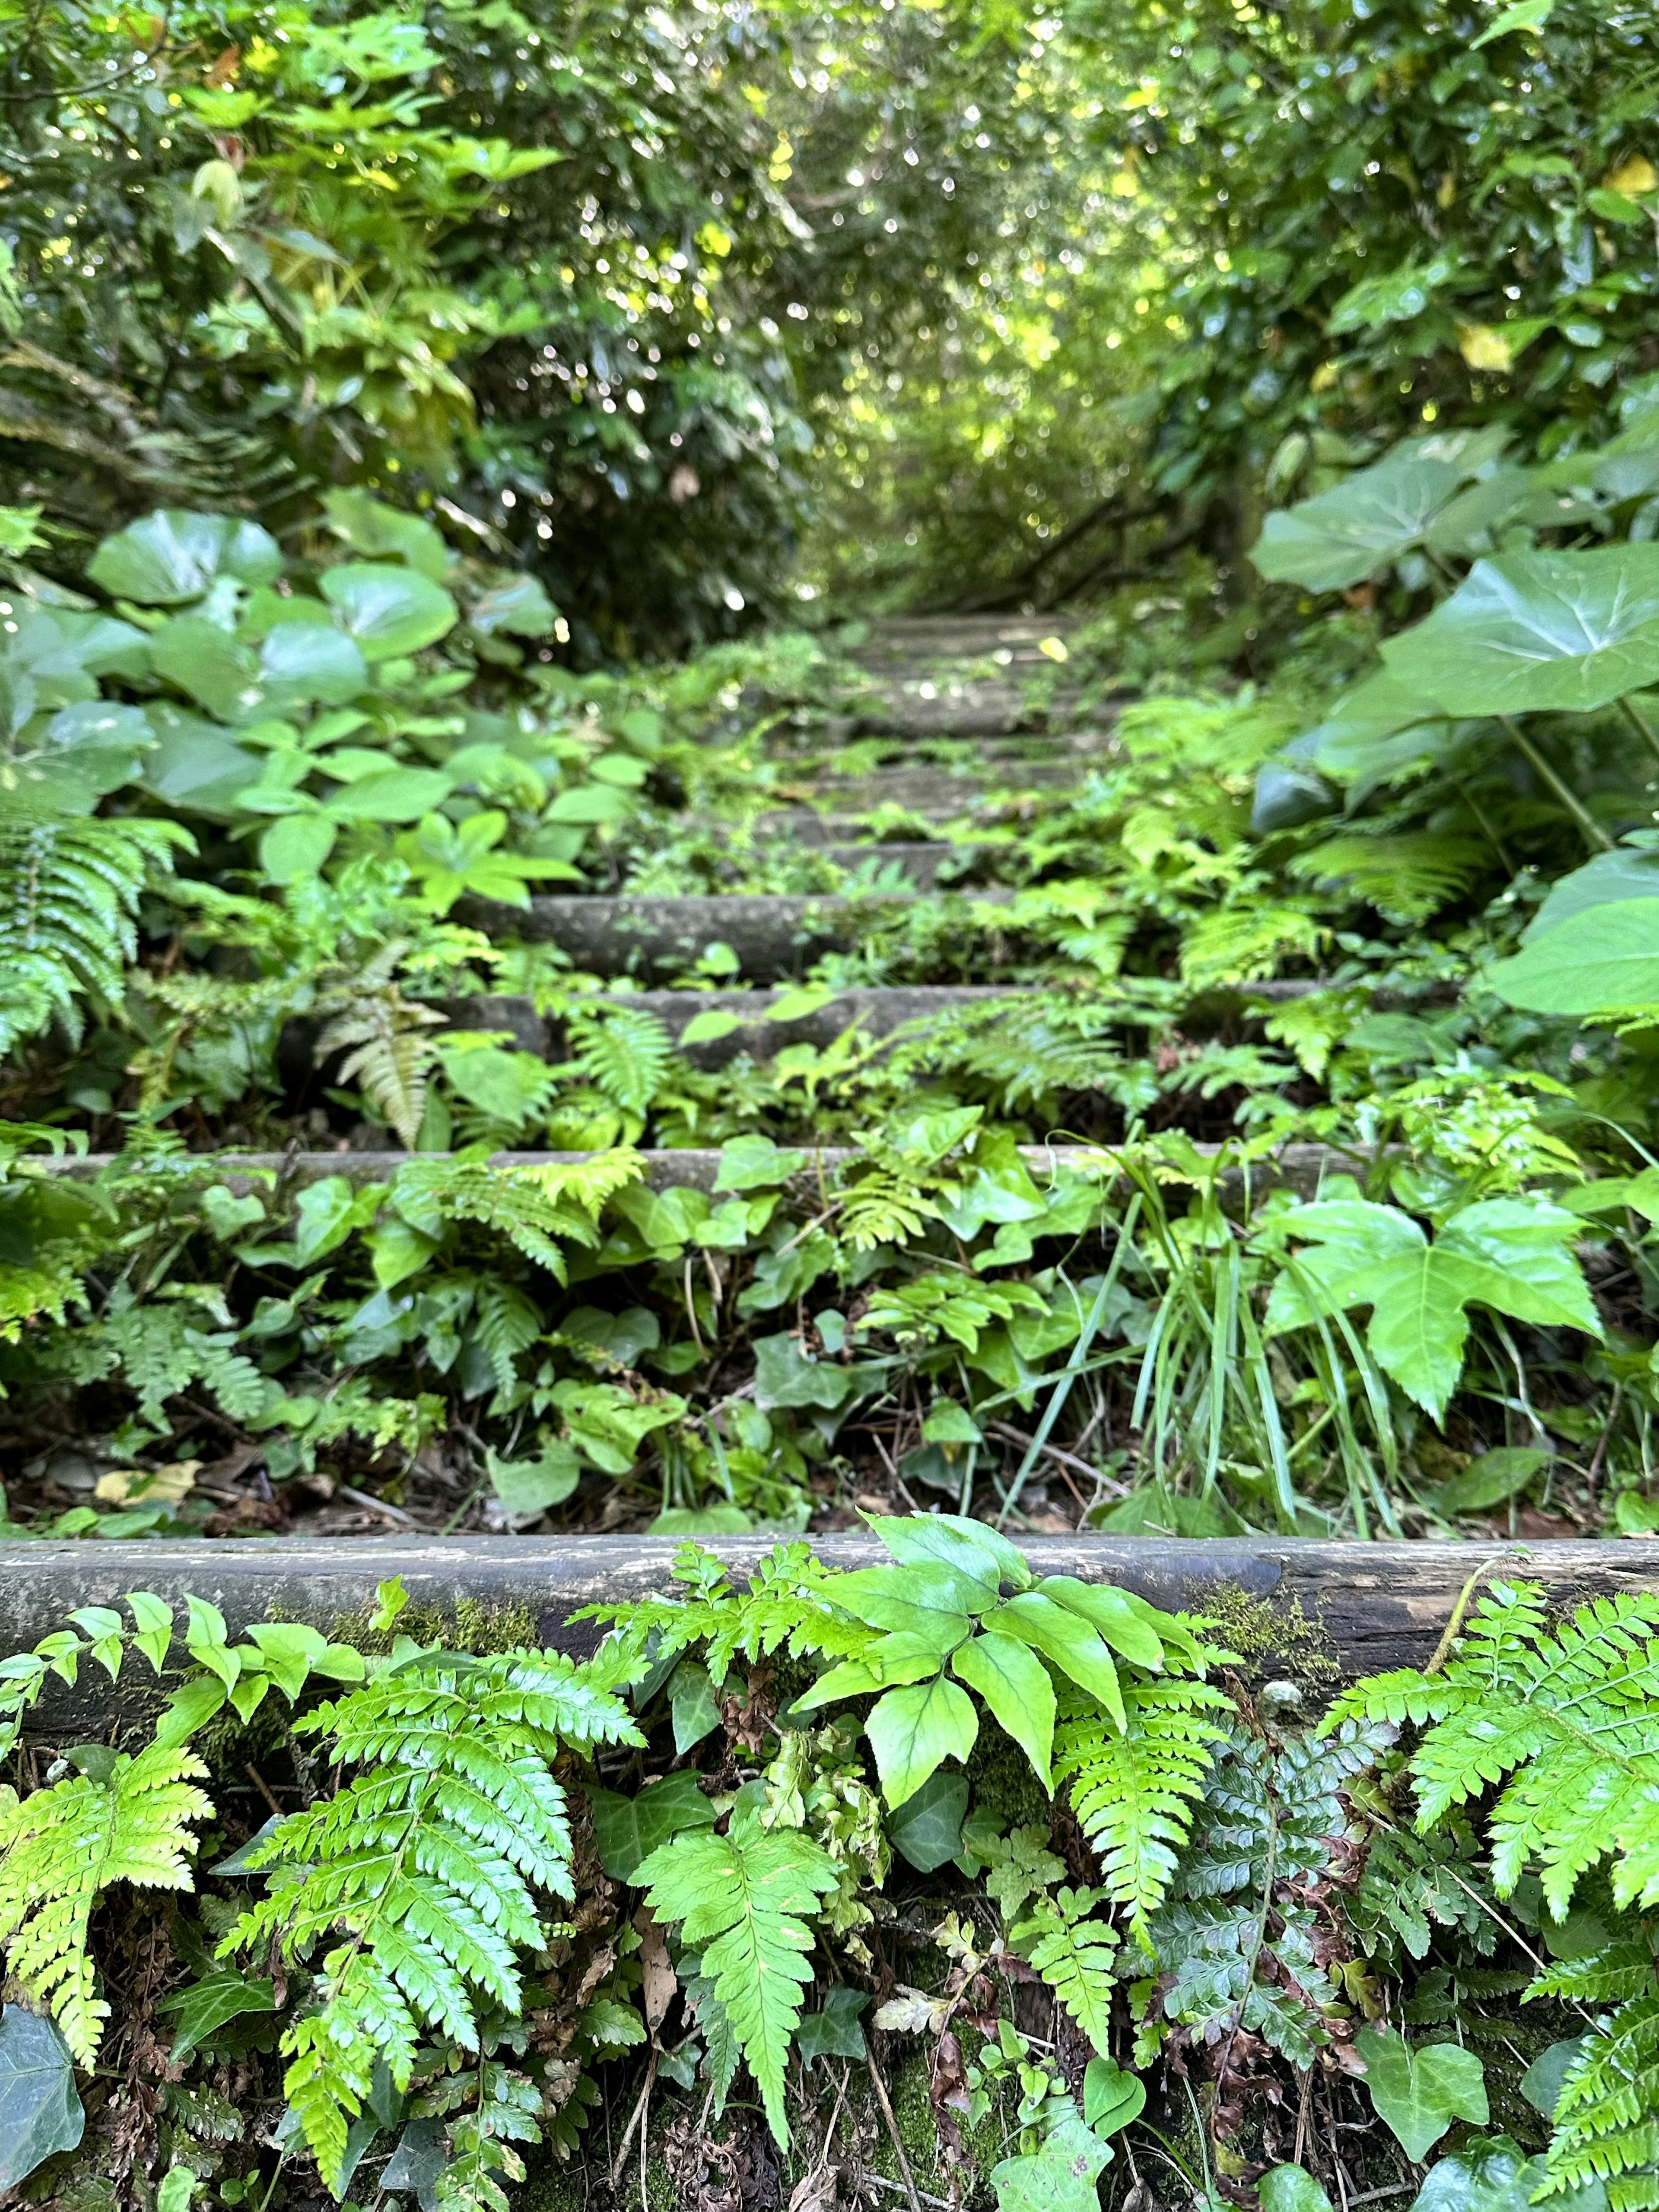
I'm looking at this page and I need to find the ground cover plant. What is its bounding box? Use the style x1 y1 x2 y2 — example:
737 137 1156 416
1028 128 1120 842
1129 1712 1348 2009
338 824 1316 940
0 1518 1654 2212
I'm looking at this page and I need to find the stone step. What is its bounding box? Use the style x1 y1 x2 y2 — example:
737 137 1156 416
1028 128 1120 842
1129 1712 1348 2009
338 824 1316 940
41 1140 1384 1201
849 614 1080 670
440 984 1041 1066
452 890 1012 977
7 1538 1646 1727
779 762 1090 815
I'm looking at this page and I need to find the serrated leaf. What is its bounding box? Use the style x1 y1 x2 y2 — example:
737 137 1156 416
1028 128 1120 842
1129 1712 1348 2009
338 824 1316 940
865 1675 979 1808
952 1631 1055 1791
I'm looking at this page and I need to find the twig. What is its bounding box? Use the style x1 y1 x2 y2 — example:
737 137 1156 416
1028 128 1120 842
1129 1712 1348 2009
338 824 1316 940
1348 2189 1415 2205
865 2057 923 2212
244 1764 283 1820
337 1483 417 1527
610 2050 657 2187
860 2175 956 2212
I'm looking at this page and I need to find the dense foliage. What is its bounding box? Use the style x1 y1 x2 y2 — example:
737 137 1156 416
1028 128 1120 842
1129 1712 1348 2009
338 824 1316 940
1 1529 1656 2212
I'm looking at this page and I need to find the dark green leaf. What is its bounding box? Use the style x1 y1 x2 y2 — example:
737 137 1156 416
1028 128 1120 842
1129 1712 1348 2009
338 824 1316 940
795 1986 868 2066
885 1769 969 1870
586 1771 716 1881
0 2006 85 2190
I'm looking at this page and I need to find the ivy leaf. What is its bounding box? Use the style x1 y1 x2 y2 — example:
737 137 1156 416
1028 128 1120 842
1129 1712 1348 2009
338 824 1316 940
884 1770 969 1871
586 1771 715 1881
0 2006 85 2189
155 1967 276 2063
865 1675 979 1808
1356 2028 1488 2161
795 1986 869 2067
1259 2171 1334 2212
1382 545 1659 717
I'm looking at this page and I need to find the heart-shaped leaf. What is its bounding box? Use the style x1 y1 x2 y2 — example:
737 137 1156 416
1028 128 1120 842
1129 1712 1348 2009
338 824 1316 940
1356 2027 1487 2160
88 511 282 604
1252 445 1469 592
320 563 457 657
1382 544 1659 715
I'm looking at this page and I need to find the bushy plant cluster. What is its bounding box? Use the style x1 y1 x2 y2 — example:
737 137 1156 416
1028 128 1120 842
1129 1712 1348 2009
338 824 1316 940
0 1527 1652 2212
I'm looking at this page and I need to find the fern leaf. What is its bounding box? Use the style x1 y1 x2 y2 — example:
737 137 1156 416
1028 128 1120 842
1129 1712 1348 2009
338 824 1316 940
0 810 192 1053
1539 1999 1659 2206
1055 1676 1232 1936
565 1005 671 1116
1287 831 1485 921
224 1651 638 2195
386 1151 644 1277
637 1811 839 2145
1013 1885 1119 2054
0 1741 210 2062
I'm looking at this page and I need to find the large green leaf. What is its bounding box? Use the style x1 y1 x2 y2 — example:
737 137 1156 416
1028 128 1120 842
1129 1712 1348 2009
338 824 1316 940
257 620 369 708
1527 844 1659 938
865 1673 979 1807
1265 1195 1599 1419
87 511 282 604
1382 545 1659 715
322 489 451 582
140 704 264 819
259 812 339 883
990 2118 1112 2212
1357 2028 1487 2161
884 1769 969 1870
952 1629 1056 1789
1252 445 1468 592
149 615 264 720
1486 898 1659 1014
320 563 458 657
0 2006 85 2190
0 698 152 811
324 766 452 822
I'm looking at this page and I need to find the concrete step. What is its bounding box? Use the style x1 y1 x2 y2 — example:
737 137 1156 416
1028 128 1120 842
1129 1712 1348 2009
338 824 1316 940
780 763 1091 814
7 1538 1650 1727
41 1140 1386 1201
849 614 1080 670
441 984 1042 1066
452 890 1011 977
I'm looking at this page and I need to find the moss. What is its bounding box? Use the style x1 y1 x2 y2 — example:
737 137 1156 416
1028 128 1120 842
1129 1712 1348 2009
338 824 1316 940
325 1596 537 1658
964 1714 1052 1836
513 2143 585 2212
1198 1582 1340 1688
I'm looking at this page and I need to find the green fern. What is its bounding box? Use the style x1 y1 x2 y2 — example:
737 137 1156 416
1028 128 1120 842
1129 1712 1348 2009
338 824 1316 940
636 1805 839 2146
1333 1582 1659 2212
565 1004 671 1117
1134 1721 1389 2067
224 1650 639 2196
0 1740 211 2062
0 808 192 1054
1328 1582 1659 1917
1053 1674 1233 1937
314 942 447 1147
385 1150 644 1279
584 1539 874 1685
1286 830 1485 922
1011 1884 1119 2054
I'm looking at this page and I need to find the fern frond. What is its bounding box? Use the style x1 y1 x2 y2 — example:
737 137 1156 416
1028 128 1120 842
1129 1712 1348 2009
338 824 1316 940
583 1540 874 1685
224 1650 638 2195
637 1811 839 2146
316 979 446 1148
1287 831 1485 921
1334 1583 1659 1917
1012 1885 1119 2054
1055 1676 1232 1936
471 1278 542 1398
0 1741 210 2062
1537 1998 1659 2207
0 810 192 1053
564 1005 671 1116
386 1151 645 1278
